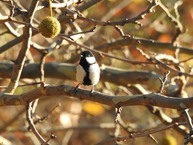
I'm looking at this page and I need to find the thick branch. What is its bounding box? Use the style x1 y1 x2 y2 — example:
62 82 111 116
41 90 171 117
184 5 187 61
95 36 193 55
1 84 193 109
0 62 161 90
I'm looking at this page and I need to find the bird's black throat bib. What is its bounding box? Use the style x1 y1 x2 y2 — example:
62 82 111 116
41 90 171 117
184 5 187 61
80 57 96 85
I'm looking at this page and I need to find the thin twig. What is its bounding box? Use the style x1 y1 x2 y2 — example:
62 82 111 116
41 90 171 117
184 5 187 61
158 70 170 93
148 134 158 143
155 0 183 44
60 26 96 37
178 56 193 64
60 35 154 65
95 122 182 145
26 102 47 144
180 103 193 145
39 50 48 84
136 47 193 77
75 1 156 26
77 0 103 12
33 104 60 126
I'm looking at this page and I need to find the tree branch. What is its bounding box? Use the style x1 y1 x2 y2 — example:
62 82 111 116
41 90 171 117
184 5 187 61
26 102 47 144
5 0 39 93
95 36 193 55
0 84 193 109
0 62 161 91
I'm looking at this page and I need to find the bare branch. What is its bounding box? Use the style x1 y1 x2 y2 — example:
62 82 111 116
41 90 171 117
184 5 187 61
158 70 170 93
96 121 183 144
0 62 161 91
5 0 39 93
180 104 193 145
26 102 47 144
74 1 156 26
77 0 103 12
155 0 184 44
0 84 193 109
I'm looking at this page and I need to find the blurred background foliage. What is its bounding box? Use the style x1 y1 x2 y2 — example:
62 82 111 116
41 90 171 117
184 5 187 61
0 0 193 144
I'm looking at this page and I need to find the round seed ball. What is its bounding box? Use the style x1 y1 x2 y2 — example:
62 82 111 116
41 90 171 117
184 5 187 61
39 16 61 38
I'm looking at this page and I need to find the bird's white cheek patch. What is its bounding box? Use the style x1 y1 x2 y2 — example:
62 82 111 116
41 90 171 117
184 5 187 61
86 57 96 64
76 65 86 84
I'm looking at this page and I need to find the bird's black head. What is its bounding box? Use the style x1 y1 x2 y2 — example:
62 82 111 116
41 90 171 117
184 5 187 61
81 51 94 58
79 50 96 70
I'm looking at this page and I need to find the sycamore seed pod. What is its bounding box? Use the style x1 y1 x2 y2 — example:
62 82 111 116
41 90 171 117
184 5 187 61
39 16 61 38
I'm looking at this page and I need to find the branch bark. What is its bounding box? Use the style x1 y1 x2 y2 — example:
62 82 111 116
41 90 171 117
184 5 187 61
1 84 193 109
95 36 193 55
0 62 161 91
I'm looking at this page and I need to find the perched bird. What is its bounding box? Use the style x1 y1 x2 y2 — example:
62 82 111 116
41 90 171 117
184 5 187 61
75 50 100 93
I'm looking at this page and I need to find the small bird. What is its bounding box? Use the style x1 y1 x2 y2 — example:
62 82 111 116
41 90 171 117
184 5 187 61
75 50 100 93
